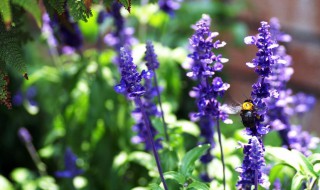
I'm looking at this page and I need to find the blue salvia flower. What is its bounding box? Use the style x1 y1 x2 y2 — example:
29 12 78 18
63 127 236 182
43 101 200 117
243 21 278 136
236 137 270 189
158 0 182 17
55 148 83 178
186 14 230 185
104 2 137 65
114 46 168 190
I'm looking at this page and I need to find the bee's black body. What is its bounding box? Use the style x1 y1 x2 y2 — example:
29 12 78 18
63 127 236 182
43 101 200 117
240 99 258 131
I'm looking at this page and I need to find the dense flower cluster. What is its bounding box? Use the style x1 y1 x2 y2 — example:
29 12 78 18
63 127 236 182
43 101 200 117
236 137 270 189
104 2 137 65
55 148 84 178
158 0 182 17
186 14 230 182
114 47 146 97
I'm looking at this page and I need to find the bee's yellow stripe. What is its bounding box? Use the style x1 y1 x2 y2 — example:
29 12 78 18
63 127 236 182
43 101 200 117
242 102 254 111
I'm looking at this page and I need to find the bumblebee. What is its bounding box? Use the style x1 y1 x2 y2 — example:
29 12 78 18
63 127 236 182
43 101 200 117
220 99 259 129
239 99 256 129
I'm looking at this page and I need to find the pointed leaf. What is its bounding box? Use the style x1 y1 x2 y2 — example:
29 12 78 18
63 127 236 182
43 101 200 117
291 172 305 190
292 150 318 177
163 171 185 185
265 147 299 171
187 181 209 190
149 183 163 190
180 144 210 177
308 153 320 165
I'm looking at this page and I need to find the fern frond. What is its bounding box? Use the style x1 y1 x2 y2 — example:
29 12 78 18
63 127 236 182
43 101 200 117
11 0 42 27
0 0 12 29
48 0 65 15
67 0 92 22
0 68 12 109
0 23 27 76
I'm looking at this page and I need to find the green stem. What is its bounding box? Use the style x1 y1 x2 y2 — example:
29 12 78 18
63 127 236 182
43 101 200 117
216 118 226 190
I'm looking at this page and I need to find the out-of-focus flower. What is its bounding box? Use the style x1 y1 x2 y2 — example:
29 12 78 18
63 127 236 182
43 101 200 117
55 148 83 178
236 137 270 189
97 10 109 24
158 0 182 17
273 178 282 190
265 18 318 155
104 2 137 65
18 127 32 144
12 86 38 107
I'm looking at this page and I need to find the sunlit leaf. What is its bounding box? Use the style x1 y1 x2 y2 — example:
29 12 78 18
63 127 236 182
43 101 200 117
187 181 209 190
163 171 185 185
291 172 305 190
180 144 210 177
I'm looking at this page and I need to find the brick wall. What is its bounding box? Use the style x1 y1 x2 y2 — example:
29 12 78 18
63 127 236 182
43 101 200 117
224 0 320 134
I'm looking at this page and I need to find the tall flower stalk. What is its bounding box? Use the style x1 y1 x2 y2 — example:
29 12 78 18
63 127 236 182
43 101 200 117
237 21 279 190
114 47 168 190
186 14 231 188
145 41 169 141
18 128 47 176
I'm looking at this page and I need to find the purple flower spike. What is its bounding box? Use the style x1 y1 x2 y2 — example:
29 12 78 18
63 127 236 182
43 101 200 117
186 14 230 185
114 47 145 98
236 137 270 190
55 148 83 178
18 127 32 144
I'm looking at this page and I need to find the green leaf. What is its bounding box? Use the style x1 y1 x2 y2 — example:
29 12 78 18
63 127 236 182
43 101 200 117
187 181 209 190
292 150 318 177
118 0 131 12
0 175 14 190
0 0 12 27
163 171 185 185
291 172 305 190
11 0 42 27
265 147 299 171
308 153 320 165
67 0 92 22
149 183 163 190
180 144 210 177
160 149 179 172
